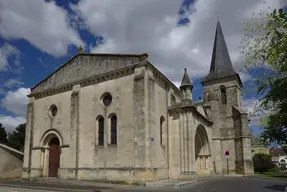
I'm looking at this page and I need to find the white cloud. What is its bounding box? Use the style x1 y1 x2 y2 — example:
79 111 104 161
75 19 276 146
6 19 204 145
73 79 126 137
0 0 84 57
73 0 281 83
4 78 24 88
0 115 26 132
0 43 21 72
1 88 30 117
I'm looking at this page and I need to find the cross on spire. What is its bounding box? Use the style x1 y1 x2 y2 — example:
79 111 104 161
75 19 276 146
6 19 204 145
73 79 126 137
78 45 83 53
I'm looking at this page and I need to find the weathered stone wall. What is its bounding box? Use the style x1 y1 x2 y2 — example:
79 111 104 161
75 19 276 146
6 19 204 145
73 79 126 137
221 139 236 173
168 111 181 179
168 109 214 179
24 58 186 181
151 69 167 169
32 54 147 93
204 76 254 175
27 90 73 178
232 106 254 174
0 145 23 179
32 90 72 149
211 139 222 174
68 85 80 179
133 66 146 171
77 73 135 170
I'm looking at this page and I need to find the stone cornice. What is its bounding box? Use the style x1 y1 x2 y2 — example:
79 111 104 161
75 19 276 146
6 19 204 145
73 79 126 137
31 52 148 92
32 144 69 150
28 61 145 99
213 84 241 91
29 60 182 100
212 136 251 141
201 73 243 87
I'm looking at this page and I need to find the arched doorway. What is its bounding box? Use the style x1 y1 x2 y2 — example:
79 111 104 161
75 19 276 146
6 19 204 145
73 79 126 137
195 125 211 173
48 137 60 177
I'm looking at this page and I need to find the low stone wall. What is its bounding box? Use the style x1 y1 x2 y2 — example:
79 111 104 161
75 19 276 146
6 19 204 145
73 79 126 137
0 144 23 179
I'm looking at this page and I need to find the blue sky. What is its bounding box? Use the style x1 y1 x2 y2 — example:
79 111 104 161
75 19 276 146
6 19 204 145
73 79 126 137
0 0 283 132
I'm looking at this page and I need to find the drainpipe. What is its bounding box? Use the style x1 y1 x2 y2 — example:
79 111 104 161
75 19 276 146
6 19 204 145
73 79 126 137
165 83 170 179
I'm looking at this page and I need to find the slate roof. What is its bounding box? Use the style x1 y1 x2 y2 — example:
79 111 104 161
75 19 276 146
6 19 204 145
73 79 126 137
202 20 239 83
180 68 193 88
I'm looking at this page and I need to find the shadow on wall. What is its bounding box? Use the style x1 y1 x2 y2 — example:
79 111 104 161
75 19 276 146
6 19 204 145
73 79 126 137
0 144 23 180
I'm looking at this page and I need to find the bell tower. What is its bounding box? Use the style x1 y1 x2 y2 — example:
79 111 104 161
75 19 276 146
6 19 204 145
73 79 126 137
202 20 253 175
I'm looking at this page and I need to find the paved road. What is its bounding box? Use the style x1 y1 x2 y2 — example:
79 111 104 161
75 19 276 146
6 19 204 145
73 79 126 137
179 176 287 192
0 177 286 192
0 180 109 192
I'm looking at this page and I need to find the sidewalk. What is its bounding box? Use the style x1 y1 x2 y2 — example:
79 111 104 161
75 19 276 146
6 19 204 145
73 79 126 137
145 179 197 188
20 174 235 190
145 174 224 188
23 177 138 190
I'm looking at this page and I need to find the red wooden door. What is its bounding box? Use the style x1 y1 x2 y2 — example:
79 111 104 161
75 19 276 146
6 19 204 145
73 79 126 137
48 138 60 177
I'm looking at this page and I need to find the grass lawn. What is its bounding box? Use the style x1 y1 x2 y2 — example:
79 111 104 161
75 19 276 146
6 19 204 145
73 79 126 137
254 171 287 180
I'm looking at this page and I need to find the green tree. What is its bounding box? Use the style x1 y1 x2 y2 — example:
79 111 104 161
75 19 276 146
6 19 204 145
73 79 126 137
0 123 8 144
253 153 275 173
242 8 287 144
282 144 287 155
7 123 26 151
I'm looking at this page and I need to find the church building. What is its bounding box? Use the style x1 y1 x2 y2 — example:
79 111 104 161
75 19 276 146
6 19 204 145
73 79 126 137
22 21 254 182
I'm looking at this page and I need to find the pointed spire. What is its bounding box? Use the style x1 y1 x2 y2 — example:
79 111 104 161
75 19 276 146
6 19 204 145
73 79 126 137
180 68 193 88
202 20 239 83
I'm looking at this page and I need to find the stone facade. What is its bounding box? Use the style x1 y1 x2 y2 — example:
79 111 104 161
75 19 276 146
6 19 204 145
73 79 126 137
22 21 254 183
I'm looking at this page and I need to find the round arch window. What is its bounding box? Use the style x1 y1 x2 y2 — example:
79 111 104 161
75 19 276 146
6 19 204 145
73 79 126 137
49 105 58 117
102 93 112 107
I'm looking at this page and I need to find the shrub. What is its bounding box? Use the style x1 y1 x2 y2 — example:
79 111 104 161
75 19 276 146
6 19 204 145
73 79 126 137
253 153 275 173
268 166 280 172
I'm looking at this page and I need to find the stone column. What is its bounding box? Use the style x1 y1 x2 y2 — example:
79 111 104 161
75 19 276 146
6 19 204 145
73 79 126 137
187 112 196 173
22 97 35 179
235 112 254 174
70 85 80 179
147 70 156 168
179 112 184 173
183 112 188 173
133 67 147 169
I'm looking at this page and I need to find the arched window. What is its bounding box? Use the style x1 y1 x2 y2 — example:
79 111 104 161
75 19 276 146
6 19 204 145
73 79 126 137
220 86 227 105
110 115 117 145
98 116 104 146
160 116 165 146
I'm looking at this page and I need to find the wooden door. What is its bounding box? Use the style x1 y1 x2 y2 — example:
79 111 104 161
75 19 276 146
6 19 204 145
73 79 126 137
48 138 60 177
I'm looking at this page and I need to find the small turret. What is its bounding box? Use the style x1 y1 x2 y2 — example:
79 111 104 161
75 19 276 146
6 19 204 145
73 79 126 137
180 68 193 101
